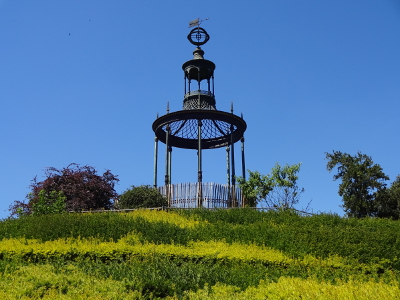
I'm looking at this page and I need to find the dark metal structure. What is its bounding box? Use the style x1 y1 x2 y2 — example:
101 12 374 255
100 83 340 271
152 26 247 207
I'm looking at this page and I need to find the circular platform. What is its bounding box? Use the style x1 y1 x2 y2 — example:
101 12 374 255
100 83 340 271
152 109 247 149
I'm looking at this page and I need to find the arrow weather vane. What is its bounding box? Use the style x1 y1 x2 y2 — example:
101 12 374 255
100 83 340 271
188 18 209 28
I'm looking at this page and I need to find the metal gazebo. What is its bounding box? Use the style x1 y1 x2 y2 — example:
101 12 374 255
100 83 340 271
152 25 247 208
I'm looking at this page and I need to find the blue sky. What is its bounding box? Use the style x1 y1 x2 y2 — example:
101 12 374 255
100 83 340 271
1 0 399 219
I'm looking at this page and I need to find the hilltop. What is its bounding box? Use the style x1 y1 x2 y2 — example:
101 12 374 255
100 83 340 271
0 209 399 299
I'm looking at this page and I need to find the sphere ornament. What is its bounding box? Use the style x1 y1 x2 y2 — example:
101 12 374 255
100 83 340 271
187 27 210 46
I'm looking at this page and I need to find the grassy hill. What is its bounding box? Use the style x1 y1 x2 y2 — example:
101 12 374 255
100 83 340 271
0 209 399 299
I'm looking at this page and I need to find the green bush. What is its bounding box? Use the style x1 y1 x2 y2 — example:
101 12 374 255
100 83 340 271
31 190 66 216
117 185 167 209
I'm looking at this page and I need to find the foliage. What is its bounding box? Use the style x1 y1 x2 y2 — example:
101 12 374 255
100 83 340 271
0 263 143 299
375 175 400 220
325 151 389 218
1 209 400 298
31 190 66 216
2 209 400 269
186 277 400 300
237 162 304 208
267 162 304 208
0 260 398 299
117 185 167 209
389 176 400 201
1 237 396 296
9 163 119 216
1 210 400 298
237 170 274 207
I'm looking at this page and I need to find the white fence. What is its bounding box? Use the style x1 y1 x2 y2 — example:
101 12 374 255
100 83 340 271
158 182 243 208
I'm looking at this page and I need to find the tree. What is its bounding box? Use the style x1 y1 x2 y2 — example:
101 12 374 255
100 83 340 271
237 162 304 208
325 151 389 218
237 170 274 207
9 163 119 216
117 185 168 209
267 162 304 209
388 176 400 208
388 176 400 217
375 175 400 220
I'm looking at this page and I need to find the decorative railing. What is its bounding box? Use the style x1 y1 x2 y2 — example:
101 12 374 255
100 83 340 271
183 90 216 110
184 90 214 98
158 182 242 208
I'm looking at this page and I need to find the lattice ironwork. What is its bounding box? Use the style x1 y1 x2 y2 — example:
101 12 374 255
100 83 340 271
183 91 216 110
163 119 235 140
153 110 246 150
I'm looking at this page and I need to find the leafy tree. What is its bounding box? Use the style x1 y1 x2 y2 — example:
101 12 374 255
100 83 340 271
117 185 168 209
237 170 274 207
267 163 304 208
389 176 400 206
375 175 400 220
237 162 304 208
10 164 119 216
325 151 389 218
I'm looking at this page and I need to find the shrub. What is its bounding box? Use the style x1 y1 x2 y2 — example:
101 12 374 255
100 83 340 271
237 163 304 208
117 185 167 209
31 190 66 216
9 163 119 216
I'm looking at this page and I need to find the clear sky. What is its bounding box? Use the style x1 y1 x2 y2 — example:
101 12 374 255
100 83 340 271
1 0 399 219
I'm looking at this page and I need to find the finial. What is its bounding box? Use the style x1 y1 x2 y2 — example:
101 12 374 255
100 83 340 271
193 47 205 59
230 102 234 114
241 112 243 119
156 112 159 118
166 102 170 114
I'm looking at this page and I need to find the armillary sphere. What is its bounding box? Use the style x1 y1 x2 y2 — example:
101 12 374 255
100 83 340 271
187 27 210 46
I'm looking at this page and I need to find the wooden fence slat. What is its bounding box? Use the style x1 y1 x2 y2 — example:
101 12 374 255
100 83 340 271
158 183 242 208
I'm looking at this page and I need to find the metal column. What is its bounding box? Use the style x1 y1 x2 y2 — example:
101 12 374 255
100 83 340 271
197 67 201 108
168 146 172 185
226 146 230 186
212 74 214 95
241 136 246 180
165 125 171 205
197 120 203 207
184 72 186 95
230 124 236 207
153 137 158 188
165 125 170 186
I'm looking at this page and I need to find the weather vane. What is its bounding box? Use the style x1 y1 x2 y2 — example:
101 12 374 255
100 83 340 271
187 18 210 46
